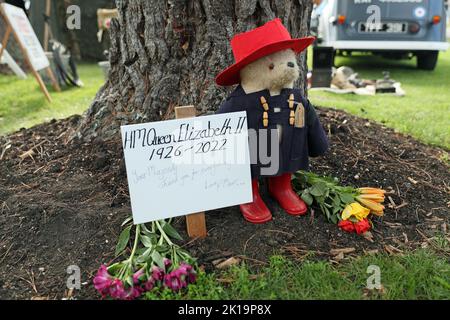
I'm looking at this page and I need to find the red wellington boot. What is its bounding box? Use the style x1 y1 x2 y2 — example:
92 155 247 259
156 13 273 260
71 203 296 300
239 179 272 224
268 173 307 216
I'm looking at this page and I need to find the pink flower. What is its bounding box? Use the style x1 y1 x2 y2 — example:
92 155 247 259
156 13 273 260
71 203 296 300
144 277 155 291
164 271 184 291
132 268 145 284
152 266 165 282
163 258 172 269
120 286 143 300
93 265 113 297
179 262 197 284
108 278 142 300
108 279 125 299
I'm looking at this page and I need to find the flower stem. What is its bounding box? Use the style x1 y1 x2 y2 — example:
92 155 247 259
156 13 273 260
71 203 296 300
128 224 141 263
155 220 174 246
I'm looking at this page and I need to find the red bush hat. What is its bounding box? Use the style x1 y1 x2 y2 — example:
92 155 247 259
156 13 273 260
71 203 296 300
215 18 315 86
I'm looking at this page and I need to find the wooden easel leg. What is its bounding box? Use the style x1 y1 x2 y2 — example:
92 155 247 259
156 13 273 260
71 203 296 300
0 25 12 59
45 67 61 92
32 69 52 103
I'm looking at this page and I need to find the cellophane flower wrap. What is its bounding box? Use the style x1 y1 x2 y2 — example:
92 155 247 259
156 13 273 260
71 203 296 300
93 218 197 300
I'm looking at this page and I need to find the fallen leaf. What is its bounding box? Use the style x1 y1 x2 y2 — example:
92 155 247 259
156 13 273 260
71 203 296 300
384 244 403 255
362 231 374 242
330 247 355 256
402 232 409 244
333 251 345 261
19 149 35 160
215 257 240 269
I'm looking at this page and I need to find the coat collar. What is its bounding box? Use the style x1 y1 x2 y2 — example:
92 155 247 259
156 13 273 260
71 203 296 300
230 85 294 98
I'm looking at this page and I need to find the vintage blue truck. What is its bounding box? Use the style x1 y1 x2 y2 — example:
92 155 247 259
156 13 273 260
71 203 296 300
312 0 449 70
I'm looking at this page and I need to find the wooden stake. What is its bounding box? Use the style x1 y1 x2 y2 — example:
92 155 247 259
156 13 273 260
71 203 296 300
175 105 207 239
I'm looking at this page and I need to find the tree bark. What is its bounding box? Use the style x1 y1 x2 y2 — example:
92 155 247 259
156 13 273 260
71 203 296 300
75 0 313 140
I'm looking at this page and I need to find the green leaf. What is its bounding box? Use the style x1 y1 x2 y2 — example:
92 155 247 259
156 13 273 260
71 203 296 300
301 191 314 206
136 248 152 263
115 225 132 256
140 235 153 248
161 221 183 241
332 194 341 207
339 193 355 204
121 216 133 227
151 250 165 268
330 214 338 224
310 182 327 197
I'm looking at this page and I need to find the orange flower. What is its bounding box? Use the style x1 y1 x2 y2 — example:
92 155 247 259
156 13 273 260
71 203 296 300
356 197 385 216
358 187 386 195
357 193 385 203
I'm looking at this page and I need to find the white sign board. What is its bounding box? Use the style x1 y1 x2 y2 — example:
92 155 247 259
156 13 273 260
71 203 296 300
121 112 252 224
1 3 49 71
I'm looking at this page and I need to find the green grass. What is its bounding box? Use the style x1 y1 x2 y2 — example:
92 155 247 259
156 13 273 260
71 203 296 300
0 63 104 135
307 48 450 149
144 250 450 300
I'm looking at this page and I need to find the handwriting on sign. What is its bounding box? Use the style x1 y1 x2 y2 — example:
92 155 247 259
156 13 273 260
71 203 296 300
120 112 252 225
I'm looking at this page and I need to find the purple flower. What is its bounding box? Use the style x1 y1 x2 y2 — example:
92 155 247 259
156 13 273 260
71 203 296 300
132 268 145 284
121 286 143 300
179 262 197 284
108 279 142 300
144 277 155 291
93 265 113 297
152 265 165 282
164 271 184 291
163 258 172 269
108 279 125 299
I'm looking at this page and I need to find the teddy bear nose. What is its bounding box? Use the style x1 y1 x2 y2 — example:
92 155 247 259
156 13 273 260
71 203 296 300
287 62 295 68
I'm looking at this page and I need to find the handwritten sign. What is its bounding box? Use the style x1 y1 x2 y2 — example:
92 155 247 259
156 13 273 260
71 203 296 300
121 112 252 224
1 3 49 71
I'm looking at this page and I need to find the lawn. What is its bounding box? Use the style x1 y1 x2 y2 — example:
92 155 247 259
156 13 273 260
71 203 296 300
145 249 449 300
0 63 104 135
307 48 450 150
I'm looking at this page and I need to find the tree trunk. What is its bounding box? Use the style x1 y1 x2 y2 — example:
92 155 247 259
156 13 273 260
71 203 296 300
75 0 313 140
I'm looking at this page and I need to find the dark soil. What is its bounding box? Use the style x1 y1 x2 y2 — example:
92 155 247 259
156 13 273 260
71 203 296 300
0 108 448 300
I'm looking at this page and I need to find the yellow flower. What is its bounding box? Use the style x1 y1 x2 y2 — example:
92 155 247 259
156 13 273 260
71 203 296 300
341 202 371 221
356 197 385 216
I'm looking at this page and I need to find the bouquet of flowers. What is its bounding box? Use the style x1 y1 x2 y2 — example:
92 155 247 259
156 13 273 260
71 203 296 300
93 218 196 300
293 171 386 235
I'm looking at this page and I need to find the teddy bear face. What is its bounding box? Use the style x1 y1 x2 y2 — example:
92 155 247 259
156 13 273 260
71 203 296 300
240 49 299 95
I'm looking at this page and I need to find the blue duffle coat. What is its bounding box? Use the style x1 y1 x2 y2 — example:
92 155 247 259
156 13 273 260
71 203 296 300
217 85 329 178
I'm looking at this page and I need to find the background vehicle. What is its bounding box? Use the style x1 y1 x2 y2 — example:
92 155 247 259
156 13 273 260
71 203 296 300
312 0 449 70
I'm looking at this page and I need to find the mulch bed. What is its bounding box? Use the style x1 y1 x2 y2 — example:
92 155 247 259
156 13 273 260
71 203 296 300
0 108 448 299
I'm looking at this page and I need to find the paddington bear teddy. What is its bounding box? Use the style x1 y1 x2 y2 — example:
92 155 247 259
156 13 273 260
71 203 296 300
215 18 329 224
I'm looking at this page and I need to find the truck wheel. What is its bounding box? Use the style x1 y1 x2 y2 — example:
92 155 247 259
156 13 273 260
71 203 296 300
417 51 439 70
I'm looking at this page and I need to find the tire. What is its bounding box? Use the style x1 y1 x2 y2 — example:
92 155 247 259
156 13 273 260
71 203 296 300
417 51 439 70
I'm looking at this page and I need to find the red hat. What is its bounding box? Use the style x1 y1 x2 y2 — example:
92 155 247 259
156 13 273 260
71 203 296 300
215 18 315 86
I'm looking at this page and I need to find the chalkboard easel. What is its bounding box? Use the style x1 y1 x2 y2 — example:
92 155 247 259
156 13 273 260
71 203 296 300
0 3 60 103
